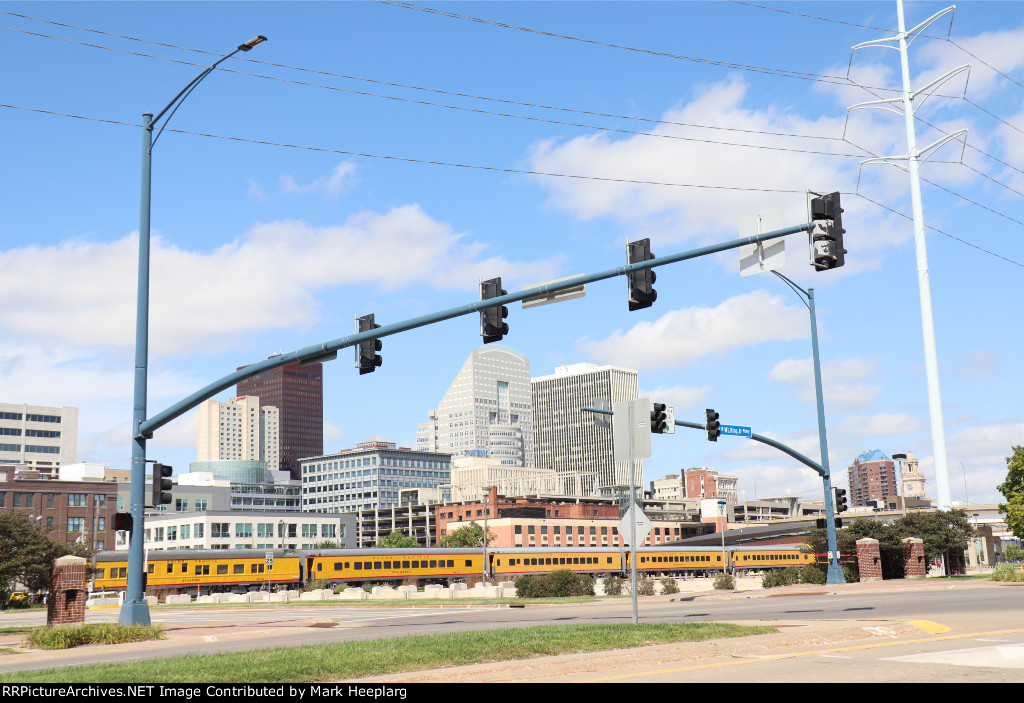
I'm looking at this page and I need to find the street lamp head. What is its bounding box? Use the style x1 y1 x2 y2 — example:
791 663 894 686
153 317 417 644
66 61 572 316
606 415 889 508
238 35 268 52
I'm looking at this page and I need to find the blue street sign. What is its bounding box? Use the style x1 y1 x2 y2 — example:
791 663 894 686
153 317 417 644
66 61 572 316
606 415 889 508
720 424 752 438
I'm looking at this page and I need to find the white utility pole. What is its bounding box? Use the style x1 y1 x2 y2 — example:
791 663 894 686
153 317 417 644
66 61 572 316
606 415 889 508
849 0 969 510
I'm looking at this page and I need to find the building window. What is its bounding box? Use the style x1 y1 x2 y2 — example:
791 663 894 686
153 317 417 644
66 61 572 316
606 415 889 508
68 494 86 507
67 517 85 533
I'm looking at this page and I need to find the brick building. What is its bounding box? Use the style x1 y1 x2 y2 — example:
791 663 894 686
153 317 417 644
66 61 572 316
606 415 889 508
848 449 898 507
0 465 118 550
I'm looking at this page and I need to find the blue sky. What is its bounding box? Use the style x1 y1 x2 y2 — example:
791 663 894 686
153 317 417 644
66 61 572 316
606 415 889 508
2 1 1022 506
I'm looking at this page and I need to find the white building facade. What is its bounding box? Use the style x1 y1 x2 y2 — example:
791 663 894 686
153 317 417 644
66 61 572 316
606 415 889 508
197 395 280 472
531 363 641 498
416 345 534 467
0 402 78 476
442 455 559 502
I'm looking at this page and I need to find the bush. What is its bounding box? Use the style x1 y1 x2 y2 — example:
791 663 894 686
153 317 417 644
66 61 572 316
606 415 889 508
761 567 801 589
713 573 735 590
633 577 655 596
602 575 623 596
516 570 594 598
799 564 827 584
25 623 165 650
660 577 679 595
991 564 1024 582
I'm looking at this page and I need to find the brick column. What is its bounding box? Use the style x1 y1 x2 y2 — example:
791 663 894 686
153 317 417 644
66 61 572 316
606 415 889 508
902 538 926 578
47 555 87 626
856 537 882 581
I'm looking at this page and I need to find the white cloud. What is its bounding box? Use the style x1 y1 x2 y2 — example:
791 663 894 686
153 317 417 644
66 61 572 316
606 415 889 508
833 413 927 439
576 289 807 372
768 357 883 410
0 205 566 356
280 161 358 198
639 384 713 413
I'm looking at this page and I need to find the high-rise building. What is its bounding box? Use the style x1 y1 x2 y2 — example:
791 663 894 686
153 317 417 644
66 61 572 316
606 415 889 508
197 395 280 471
848 449 898 506
530 362 640 498
416 345 534 467
236 356 323 480
0 402 79 477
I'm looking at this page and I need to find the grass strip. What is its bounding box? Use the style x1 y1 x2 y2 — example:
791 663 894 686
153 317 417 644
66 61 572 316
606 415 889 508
0 622 774 683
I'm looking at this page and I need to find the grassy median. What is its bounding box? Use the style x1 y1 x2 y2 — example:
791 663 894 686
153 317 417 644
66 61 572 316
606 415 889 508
0 622 774 683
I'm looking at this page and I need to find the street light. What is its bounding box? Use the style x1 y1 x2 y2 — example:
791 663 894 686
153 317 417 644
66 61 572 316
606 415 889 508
770 270 844 585
120 35 268 628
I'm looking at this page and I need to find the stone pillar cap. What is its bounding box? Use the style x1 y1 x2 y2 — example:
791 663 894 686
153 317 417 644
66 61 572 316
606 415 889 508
54 555 88 566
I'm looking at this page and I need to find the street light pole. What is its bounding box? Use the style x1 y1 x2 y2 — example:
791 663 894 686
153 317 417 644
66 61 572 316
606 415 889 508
771 271 844 585
119 36 267 627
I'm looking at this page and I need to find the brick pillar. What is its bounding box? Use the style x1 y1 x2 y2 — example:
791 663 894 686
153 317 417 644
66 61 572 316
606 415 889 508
902 538 926 578
856 538 882 581
47 555 88 626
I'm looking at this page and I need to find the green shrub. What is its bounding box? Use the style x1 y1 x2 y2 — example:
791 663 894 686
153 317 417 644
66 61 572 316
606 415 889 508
634 576 656 596
516 570 594 598
602 575 623 596
713 574 735 590
660 577 679 595
991 564 1024 582
25 623 165 650
799 564 827 584
761 566 801 589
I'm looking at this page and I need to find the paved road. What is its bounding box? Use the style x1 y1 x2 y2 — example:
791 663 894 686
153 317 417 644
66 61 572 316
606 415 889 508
2 578 1022 681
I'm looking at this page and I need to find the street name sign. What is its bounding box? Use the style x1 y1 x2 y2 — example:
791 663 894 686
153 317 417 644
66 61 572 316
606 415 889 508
720 424 752 438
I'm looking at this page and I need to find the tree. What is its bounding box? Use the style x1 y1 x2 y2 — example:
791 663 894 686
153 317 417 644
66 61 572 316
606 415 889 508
375 530 421 549
998 445 1024 540
893 509 974 570
0 512 91 600
437 521 495 548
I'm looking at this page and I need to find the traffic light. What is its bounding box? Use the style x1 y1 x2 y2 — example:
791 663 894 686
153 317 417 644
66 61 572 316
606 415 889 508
810 191 846 271
663 405 676 434
151 463 172 508
626 238 657 311
479 277 509 344
650 403 668 433
705 408 720 442
356 313 383 375
834 487 848 513
113 512 133 532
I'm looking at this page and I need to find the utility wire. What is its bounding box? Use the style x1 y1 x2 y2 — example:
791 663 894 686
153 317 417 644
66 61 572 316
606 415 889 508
0 10 854 145
0 21 868 159
0 102 811 193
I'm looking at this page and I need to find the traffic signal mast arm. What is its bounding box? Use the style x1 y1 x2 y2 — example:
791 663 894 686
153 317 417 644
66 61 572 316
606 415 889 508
584 407 829 479
139 221 815 439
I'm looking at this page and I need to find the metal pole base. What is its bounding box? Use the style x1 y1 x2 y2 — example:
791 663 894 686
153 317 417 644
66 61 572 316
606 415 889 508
826 561 846 585
118 599 151 626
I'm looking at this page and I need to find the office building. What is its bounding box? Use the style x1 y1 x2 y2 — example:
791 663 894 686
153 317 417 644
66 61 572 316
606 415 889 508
0 403 78 477
197 395 280 471
416 345 534 467
442 455 559 503
236 356 323 480
301 437 451 513
0 464 116 550
531 363 640 498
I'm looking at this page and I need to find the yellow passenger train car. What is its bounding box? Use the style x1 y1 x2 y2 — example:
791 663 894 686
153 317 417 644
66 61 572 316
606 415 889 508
92 549 302 594
304 548 483 584
488 547 624 578
730 545 816 569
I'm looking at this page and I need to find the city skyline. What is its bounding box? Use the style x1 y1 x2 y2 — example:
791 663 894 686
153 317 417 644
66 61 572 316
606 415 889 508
1 2 1021 506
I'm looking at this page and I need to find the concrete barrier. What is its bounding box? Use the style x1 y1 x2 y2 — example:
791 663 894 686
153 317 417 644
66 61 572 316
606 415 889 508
165 594 193 605
299 589 332 601
337 588 368 600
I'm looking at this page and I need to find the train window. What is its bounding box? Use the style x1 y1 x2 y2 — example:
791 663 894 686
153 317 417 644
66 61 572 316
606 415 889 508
607 558 612 564
430 560 437 568
446 560 454 568
383 561 392 569
118 568 127 578
182 564 189 573
217 565 228 575
374 562 382 570
404 561 411 568
234 564 244 574
167 564 174 573
545 558 552 565
147 564 154 574
345 562 350 568
199 565 210 575
334 563 344 570
354 562 362 570
530 559 537 566
465 560 472 567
